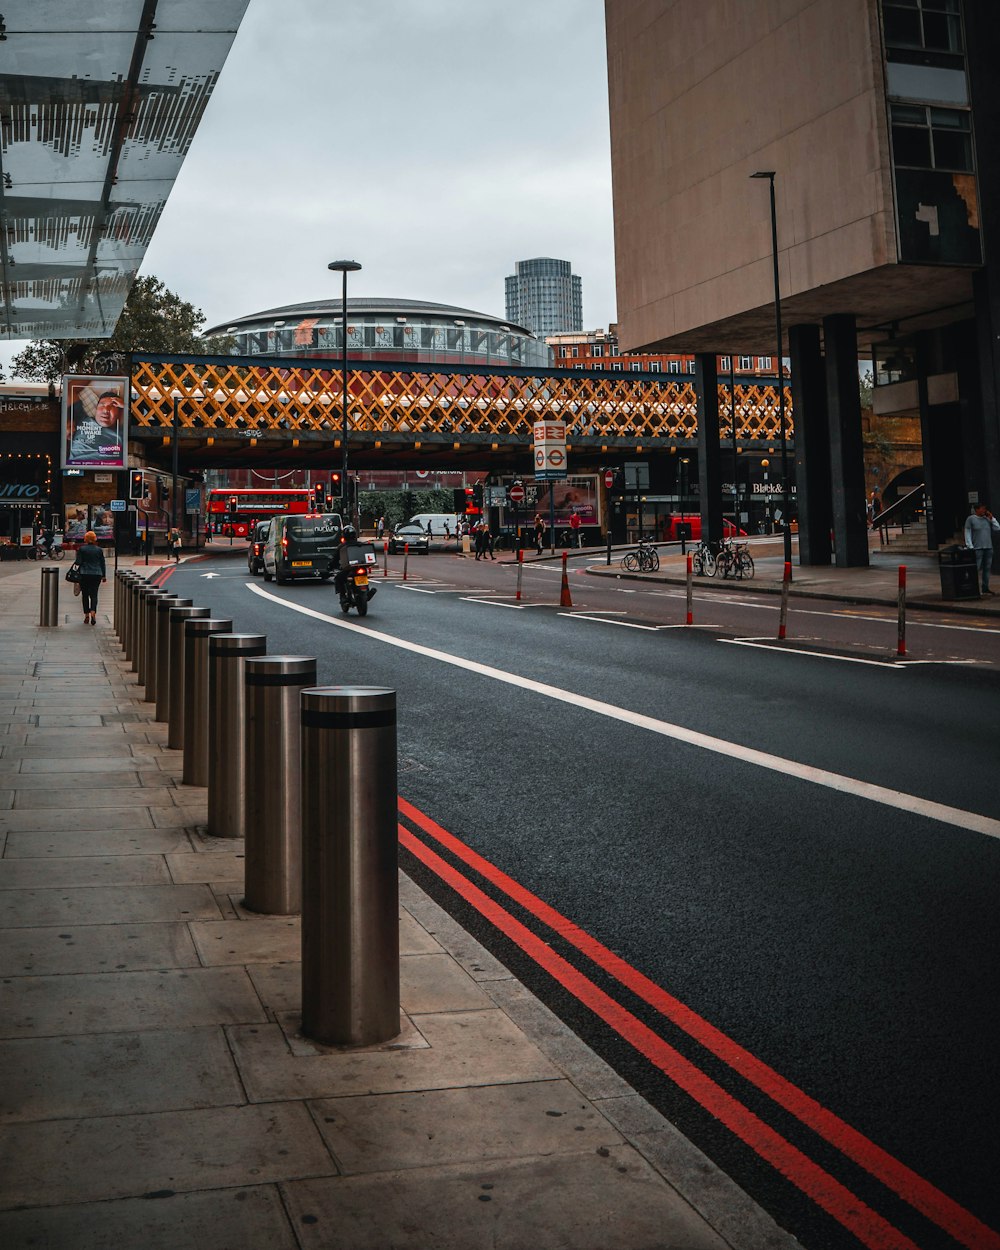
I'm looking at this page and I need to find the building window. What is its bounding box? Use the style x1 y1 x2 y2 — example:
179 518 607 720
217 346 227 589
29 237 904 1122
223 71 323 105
757 356 772 370
739 355 753 370
630 362 642 371
592 344 603 357
612 362 623 371
882 1 964 58
571 346 579 358
574 363 584 370
890 103 973 172
719 356 732 371
648 361 661 373
667 359 681 374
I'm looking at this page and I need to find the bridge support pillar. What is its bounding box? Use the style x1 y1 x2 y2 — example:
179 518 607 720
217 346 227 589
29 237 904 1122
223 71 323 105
824 313 869 567
789 324 832 565
694 353 723 544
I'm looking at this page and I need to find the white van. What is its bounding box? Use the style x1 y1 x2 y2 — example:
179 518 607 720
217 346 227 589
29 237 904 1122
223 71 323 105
407 513 460 539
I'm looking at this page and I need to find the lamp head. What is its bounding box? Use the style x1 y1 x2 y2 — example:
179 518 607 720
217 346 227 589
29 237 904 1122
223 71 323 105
328 260 362 273
750 170 775 180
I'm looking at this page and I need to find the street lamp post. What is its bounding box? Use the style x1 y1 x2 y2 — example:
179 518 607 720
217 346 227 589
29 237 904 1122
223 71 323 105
750 171 793 572
327 260 362 520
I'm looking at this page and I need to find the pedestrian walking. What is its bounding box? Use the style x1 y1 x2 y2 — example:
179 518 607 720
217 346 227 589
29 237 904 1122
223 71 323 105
75 530 106 625
964 502 999 595
569 510 582 548
376 515 385 540
168 527 182 562
485 520 496 560
474 520 487 560
534 513 546 555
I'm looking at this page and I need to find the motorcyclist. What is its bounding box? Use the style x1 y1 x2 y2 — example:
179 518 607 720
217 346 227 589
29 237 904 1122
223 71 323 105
332 522 377 603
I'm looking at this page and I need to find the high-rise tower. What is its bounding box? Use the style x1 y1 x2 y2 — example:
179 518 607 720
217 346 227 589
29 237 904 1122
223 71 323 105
505 258 582 339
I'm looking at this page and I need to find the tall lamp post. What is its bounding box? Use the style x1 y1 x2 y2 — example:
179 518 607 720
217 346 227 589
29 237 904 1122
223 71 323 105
327 260 362 519
750 171 793 572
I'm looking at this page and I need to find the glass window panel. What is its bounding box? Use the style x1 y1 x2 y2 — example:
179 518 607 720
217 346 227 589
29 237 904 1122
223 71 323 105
929 107 969 128
932 128 973 170
891 103 927 123
886 61 968 105
922 11 963 51
884 7 922 44
893 125 932 166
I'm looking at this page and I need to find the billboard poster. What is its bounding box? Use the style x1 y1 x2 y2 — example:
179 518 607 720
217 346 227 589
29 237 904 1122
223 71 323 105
61 375 129 470
530 475 598 526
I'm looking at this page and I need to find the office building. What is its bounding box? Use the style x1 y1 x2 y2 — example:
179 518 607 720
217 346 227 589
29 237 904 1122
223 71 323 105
505 258 583 339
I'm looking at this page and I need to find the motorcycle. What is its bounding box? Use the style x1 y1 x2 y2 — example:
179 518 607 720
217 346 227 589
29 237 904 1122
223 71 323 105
335 542 377 616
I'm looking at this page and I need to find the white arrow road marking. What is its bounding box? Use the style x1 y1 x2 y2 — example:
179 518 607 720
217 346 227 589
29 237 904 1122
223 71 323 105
246 582 1000 841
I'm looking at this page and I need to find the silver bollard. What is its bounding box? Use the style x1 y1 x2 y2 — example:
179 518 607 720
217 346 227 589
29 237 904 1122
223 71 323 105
207 633 267 839
167 605 210 750
182 618 234 787
243 656 317 915
129 577 149 669
119 573 135 652
136 586 159 687
142 589 169 703
39 566 60 627
117 571 137 643
154 596 190 723
300 686 400 1047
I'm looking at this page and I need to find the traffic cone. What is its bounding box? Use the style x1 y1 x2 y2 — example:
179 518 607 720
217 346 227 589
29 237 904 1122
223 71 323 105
560 551 573 608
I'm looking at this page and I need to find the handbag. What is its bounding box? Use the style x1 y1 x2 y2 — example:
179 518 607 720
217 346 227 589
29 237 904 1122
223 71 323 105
73 582 82 597
65 562 81 584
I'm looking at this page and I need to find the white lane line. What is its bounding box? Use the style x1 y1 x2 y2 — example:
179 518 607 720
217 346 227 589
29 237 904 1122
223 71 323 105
724 639 905 667
399 586 436 594
558 613 665 631
246 582 1000 840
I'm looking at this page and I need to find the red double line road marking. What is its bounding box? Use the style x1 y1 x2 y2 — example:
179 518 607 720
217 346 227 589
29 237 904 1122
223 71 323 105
399 796 998 1250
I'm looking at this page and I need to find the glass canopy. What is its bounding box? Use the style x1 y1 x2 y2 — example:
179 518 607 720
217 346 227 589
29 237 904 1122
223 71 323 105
0 0 249 341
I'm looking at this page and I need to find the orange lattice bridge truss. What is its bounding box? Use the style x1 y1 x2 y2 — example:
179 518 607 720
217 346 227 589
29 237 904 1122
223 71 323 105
127 353 793 467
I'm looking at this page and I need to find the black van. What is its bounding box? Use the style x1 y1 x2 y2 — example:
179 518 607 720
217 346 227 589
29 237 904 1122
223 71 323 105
262 513 344 583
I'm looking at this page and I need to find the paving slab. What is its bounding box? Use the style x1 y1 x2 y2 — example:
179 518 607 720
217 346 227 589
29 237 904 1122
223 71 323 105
11 756 152 772
12 786 177 808
0 770 145 790
0 853 170 889
309 1079 622 1175
0 807 154 834
0 921 200 976
283 1147 730 1250
165 850 245 882
0 1102 334 1208
0 966 266 1038
0 882 220 926
2 828 193 858
228 1011 558 1103
0 1026 245 1122
0 743 144 761
0 1184 299 1250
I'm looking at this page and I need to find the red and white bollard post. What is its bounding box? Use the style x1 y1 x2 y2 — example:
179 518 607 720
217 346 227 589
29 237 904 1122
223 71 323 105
383 539 388 577
897 565 907 657
778 561 791 640
685 553 693 625
516 548 523 602
403 542 409 583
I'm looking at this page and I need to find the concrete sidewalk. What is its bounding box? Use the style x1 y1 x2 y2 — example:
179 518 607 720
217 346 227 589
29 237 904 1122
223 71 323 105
0 564 798 1250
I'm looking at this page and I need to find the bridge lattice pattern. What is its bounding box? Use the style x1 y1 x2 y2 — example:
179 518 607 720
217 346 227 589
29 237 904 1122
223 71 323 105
128 356 794 444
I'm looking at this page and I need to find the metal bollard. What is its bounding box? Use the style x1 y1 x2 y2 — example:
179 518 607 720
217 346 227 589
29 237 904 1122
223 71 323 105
300 686 400 1047
117 571 138 643
154 597 189 722
142 589 169 703
167 606 210 750
136 586 159 687
182 618 234 787
243 656 317 915
129 577 149 668
39 566 60 626
207 633 267 839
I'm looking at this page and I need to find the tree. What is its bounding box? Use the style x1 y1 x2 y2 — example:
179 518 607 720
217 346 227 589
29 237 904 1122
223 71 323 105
9 275 233 382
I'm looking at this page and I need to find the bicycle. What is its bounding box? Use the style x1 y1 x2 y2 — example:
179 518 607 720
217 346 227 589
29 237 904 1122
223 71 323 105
27 542 65 561
691 541 716 577
715 540 754 579
622 539 660 572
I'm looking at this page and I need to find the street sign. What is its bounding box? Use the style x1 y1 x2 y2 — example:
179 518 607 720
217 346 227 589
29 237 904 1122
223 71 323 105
604 469 615 489
509 483 525 503
109 499 127 512
532 420 567 481
185 488 200 515
486 486 507 507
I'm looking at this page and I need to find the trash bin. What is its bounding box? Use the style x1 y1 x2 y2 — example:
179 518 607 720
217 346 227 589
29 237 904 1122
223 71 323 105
938 545 980 599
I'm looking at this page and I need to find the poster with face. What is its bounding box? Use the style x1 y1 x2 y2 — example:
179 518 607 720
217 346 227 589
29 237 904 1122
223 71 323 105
62 376 128 469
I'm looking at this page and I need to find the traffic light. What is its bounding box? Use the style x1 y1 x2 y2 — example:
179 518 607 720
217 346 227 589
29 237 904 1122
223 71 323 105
128 470 144 500
314 482 326 509
229 495 238 515
330 472 342 501
472 481 484 510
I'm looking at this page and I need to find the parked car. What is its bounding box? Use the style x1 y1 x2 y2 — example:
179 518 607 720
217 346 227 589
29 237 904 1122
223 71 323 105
388 523 430 554
262 512 345 583
247 520 271 575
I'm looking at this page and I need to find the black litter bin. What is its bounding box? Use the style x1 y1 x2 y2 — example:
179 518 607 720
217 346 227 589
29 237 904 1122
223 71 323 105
938 545 980 599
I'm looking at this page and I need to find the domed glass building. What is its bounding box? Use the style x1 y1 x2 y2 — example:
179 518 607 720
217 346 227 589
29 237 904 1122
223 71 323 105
206 298 552 370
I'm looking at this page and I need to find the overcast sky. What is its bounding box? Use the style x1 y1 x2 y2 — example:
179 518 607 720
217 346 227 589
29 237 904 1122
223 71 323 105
4 0 614 375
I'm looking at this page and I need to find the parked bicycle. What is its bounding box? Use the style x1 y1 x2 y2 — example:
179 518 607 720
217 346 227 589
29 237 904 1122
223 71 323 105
622 539 660 572
714 540 754 579
691 541 716 577
27 540 65 561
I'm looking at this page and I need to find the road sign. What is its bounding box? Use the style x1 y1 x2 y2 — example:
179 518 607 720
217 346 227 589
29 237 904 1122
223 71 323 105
509 483 525 503
532 420 567 481
604 470 615 489
109 499 127 512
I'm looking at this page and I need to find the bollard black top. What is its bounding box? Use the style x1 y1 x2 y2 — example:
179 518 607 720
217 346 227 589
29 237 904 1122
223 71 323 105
209 633 267 656
156 596 189 613
169 605 210 622
244 656 317 686
301 686 396 730
185 617 234 637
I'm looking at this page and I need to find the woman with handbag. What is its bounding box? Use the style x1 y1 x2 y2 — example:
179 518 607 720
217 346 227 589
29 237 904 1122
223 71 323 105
75 530 107 625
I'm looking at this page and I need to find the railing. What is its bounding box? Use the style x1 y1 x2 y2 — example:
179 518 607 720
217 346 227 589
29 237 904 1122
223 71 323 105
876 483 925 546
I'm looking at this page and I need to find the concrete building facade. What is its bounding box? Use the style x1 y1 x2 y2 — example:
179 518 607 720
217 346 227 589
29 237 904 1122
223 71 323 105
605 0 999 567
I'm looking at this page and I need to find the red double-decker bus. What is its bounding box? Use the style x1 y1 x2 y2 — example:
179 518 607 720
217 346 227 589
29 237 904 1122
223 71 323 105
206 488 312 539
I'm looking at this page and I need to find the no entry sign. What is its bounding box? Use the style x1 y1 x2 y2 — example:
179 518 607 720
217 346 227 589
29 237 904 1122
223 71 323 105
509 483 525 503
604 469 615 488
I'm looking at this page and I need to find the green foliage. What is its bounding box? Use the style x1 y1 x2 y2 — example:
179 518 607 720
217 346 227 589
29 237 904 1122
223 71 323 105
9 275 234 382
859 368 874 410
357 487 457 530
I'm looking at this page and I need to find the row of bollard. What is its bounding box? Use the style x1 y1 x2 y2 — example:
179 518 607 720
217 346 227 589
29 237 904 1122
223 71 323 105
112 568 400 1047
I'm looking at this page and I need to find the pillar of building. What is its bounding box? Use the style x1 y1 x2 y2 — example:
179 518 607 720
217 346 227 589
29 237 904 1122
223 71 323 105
788 324 832 565
694 353 723 544
823 314 869 567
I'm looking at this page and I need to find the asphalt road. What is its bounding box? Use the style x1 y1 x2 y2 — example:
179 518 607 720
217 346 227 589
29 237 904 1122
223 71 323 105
158 551 1000 1250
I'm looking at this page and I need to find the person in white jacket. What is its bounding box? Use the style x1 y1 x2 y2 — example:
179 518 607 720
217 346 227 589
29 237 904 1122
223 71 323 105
964 503 1000 595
